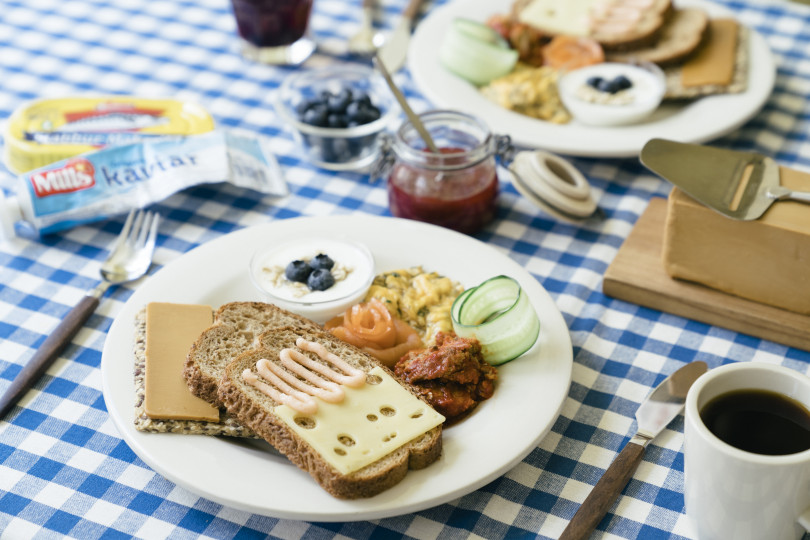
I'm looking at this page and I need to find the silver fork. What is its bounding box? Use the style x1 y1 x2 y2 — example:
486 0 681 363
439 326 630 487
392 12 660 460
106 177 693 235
0 209 159 419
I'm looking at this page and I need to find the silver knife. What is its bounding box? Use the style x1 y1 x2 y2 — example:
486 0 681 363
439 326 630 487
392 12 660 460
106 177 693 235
559 361 708 540
376 0 426 73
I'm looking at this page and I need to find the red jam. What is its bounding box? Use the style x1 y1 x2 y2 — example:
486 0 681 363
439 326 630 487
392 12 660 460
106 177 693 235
230 0 313 48
388 147 498 235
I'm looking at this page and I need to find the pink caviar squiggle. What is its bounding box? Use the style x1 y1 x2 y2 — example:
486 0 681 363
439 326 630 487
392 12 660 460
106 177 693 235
242 367 318 415
240 338 368 415
279 348 345 403
295 338 366 388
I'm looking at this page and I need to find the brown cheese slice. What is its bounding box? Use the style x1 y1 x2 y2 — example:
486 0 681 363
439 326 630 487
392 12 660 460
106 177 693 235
663 167 810 315
681 19 739 87
144 302 218 421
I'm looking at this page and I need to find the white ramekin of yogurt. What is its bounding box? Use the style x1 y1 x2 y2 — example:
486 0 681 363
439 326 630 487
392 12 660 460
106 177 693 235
558 61 666 126
249 235 375 323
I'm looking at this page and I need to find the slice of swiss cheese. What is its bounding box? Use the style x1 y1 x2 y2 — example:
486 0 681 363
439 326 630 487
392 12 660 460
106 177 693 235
274 366 445 475
517 0 597 37
144 302 218 421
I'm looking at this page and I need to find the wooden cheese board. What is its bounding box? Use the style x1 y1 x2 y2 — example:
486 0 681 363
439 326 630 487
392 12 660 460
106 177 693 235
603 197 810 352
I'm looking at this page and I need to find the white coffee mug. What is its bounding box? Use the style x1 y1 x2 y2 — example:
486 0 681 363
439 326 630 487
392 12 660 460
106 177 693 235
684 362 810 540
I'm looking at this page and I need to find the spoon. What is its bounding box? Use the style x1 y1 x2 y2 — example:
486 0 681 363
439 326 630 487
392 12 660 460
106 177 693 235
348 0 383 55
373 54 438 153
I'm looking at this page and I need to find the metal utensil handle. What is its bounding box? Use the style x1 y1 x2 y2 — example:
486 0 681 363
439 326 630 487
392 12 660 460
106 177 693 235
0 294 99 420
766 186 810 203
785 190 810 203
402 0 425 20
373 55 438 152
559 441 646 540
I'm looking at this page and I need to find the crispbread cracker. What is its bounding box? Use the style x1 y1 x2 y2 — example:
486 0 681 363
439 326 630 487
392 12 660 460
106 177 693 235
664 25 749 99
133 308 256 437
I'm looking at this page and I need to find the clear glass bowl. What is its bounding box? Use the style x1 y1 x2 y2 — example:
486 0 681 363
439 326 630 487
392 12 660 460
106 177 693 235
248 234 375 323
275 65 398 171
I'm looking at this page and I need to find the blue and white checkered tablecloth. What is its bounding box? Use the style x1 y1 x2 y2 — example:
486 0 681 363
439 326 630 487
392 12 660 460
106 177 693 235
1 0 809 538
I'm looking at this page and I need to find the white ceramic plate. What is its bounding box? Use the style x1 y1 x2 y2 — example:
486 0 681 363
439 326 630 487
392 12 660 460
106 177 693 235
409 0 776 157
101 215 573 522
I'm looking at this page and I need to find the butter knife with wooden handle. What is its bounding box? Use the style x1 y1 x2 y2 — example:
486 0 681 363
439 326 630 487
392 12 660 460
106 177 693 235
559 361 708 540
376 0 427 73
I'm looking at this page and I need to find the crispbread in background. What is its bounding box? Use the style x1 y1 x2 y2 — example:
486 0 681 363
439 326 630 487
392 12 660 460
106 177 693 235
664 26 749 99
133 308 256 437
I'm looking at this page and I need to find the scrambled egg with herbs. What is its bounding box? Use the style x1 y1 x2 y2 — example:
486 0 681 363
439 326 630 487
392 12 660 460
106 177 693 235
480 65 571 124
364 267 464 346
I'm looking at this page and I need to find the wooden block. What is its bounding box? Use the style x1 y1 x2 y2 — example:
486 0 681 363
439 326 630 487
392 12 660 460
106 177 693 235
603 198 810 352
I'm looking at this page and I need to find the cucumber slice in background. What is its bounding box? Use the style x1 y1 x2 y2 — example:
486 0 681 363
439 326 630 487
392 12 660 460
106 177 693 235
439 18 518 86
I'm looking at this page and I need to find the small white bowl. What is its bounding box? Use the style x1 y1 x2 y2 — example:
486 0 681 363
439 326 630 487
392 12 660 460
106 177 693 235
275 65 398 171
249 234 375 323
558 61 665 127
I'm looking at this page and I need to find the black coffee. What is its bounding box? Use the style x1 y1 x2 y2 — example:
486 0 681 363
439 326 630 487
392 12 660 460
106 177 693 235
700 389 810 455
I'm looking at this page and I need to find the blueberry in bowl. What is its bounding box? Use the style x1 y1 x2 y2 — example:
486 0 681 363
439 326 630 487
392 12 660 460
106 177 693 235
275 65 398 171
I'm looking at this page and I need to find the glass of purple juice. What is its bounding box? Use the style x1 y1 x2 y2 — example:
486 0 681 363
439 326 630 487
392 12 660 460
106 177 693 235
230 0 315 65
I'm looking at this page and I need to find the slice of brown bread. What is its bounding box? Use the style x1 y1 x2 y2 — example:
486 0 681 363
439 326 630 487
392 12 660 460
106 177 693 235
184 302 320 407
218 326 444 499
606 8 709 66
592 0 674 51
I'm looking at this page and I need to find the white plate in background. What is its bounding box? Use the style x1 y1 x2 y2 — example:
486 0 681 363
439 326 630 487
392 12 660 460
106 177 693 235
409 0 776 158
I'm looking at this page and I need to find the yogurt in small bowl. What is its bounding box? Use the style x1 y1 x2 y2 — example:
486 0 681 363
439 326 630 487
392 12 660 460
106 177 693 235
249 235 375 323
558 61 666 127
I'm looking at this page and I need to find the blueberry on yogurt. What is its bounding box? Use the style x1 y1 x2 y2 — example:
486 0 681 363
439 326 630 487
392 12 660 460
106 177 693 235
285 260 313 283
310 253 335 270
613 75 632 91
588 74 634 94
307 268 335 291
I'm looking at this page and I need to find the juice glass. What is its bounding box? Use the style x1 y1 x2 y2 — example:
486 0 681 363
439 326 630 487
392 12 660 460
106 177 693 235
385 111 511 235
230 0 315 65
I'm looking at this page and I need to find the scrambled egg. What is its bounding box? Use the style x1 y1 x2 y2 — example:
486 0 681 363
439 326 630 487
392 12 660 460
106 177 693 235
480 65 571 124
364 267 464 346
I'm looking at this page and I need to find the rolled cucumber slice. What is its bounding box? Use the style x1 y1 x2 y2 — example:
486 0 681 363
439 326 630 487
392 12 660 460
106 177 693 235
439 18 518 86
451 275 541 365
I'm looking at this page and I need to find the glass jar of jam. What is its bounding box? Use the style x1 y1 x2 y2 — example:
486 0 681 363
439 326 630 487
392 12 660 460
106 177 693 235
382 111 511 235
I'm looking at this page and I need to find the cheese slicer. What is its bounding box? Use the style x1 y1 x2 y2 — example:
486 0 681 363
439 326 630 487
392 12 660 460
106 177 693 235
640 138 810 220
